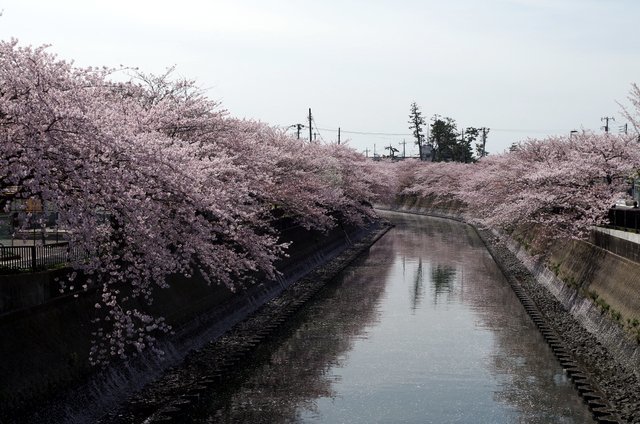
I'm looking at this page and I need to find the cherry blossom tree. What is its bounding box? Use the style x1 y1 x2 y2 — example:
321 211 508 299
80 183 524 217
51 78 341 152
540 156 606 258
620 83 640 136
0 39 380 364
402 161 470 200
372 129 640 241
460 133 640 238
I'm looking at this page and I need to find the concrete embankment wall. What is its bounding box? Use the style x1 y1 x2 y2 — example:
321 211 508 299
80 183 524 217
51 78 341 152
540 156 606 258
502 234 640 374
0 268 72 314
386 195 640 375
0 220 379 421
546 236 640 326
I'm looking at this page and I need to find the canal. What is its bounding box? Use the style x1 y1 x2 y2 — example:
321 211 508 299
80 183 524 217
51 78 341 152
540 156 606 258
190 211 595 423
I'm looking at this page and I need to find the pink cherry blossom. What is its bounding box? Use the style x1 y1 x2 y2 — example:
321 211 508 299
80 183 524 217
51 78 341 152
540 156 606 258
373 129 640 242
0 39 381 364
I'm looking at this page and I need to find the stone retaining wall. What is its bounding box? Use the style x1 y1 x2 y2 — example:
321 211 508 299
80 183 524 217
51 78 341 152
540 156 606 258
502 234 640 377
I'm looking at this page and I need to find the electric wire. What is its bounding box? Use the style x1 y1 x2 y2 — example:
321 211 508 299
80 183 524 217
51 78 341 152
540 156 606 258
282 123 599 141
311 116 326 143
316 127 412 136
316 126 581 136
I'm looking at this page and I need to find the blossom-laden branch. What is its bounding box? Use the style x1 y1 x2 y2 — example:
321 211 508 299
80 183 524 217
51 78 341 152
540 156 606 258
0 39 380 365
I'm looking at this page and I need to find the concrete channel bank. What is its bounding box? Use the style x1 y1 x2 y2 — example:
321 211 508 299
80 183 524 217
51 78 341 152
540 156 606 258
383 200 640 424
0 219 391 424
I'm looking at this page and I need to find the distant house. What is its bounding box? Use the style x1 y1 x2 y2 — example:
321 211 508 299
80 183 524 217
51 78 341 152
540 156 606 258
0 188 59 239
421 143 434 162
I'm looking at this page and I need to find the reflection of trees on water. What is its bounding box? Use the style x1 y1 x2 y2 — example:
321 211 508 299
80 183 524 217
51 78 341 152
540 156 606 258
411 260 458 309
378 212 489 285
194 211 593 423
410 258 424 312
379 211 594 423
430 264 456 304
462 265 595 423
197 247 394 423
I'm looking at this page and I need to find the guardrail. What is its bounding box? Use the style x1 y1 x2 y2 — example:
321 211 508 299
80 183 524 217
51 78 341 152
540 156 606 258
0 242 82 272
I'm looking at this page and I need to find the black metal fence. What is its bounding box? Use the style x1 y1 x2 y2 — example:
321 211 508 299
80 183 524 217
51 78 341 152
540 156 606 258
0 242 83 272
608 207 640 232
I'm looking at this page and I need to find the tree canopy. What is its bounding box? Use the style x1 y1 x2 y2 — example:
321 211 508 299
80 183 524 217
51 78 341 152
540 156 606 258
373 126 640 240
0 39 383 364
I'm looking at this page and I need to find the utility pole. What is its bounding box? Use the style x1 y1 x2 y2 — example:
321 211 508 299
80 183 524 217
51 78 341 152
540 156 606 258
308 108 313 142
460 128 465 162
364 147 369 158
481 127 489 157
338 127 341 145
313 132 317 141
400 139 406 158
294 123 304 139
620 123 628 134
601 116 615 133
387 143 395 159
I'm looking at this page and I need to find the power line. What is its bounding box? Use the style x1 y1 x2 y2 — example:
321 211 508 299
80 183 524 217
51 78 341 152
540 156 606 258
317 126 577 136
285 122 589 140
316 127 412 136
489 128 574 134
311 116 326 143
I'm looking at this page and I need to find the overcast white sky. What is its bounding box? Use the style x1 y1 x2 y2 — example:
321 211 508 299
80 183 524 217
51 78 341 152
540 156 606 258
1 0 639 155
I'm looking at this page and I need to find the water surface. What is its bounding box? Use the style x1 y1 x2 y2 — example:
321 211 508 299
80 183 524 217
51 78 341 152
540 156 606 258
197 212 594 423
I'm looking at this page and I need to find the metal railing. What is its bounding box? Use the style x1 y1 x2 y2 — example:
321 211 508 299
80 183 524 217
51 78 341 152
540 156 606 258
608 207 640 232
0 242 83 272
